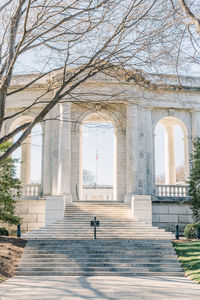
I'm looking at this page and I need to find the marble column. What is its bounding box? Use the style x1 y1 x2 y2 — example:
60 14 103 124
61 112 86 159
125 104 139 201
184 133 189 180
45 103 72 225
21 134 31 185
116 129 126 202
71 130 81 201
42 117 52 195
165 124 176 185
192 111 200 138
143 108 154 195
57 103 72 195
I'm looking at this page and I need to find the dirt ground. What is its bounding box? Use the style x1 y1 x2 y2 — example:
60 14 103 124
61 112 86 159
0 237 26 282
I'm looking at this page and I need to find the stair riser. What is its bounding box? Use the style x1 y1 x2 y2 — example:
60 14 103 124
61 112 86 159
14 272 184 277
17 263 181 268
17 267 182 273
24 246 174 251
19 259 178 263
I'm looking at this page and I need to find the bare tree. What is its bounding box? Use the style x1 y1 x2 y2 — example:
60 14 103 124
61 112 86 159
178 0 200 34
176 163 186 183
166 0 200 76
0 0 193 162
83 169 95 186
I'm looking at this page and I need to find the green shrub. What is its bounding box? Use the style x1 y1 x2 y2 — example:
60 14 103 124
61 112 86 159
184 223 200 239
0 142 21 225
188 137 200 222
0 227 9 236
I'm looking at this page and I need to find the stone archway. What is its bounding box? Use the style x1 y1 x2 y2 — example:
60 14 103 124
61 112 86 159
71 105 126 202
80 112 116 201
155 116 189 185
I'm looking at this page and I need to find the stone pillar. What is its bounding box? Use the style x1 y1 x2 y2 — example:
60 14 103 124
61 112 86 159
42 106 60 196
125 105 154 201
184 133 189 180
131 195 152 225
142 108 154 195
21 134 31 185
165 124 176 185
192 111 200 138
125 104 139 203
57 103 72 197
116 129 126 202
42 117 52 195
71 130 81 201
45 103 72 225
79 127 83 200
51 107 60 195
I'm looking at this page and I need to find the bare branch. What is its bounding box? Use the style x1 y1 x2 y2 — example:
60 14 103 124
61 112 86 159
179 0 200 34
0 121 30 144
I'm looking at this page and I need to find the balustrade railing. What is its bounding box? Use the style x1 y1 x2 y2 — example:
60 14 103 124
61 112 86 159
21 184 41 198
155 184 188 197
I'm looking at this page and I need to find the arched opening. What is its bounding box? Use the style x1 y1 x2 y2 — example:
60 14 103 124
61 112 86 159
11 120 42 197
155 116 189 187
80 112 116 201
30 124 42 184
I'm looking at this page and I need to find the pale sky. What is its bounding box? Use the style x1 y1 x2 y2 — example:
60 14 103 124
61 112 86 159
82 123 114 185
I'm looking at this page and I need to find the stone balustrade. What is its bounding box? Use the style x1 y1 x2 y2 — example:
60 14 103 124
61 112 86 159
21 184 42 199
155 184 189 197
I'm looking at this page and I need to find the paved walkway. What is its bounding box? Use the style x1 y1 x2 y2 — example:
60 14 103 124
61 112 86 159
0 276 200 299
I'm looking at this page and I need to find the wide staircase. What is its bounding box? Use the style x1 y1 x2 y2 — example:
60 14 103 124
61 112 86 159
17 201 183 276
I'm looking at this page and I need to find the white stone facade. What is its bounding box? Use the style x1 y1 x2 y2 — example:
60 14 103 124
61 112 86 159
83 186 113 201
3 70 200 231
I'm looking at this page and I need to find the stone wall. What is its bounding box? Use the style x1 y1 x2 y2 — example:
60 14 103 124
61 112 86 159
15 199 46 231
152 201 193 234
0 198 46 233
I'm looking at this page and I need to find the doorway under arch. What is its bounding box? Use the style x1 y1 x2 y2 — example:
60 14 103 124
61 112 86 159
154 116 189 185
80 112 117 201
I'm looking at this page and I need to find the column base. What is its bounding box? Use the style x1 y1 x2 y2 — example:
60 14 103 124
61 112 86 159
45 194 72 225
127 194 152 225
124 194 131 204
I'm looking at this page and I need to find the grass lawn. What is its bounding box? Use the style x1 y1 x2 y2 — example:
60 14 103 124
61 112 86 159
173 241 200 284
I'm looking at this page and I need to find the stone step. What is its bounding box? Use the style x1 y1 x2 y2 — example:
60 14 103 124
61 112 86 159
43 225 164 230
23 244 174 250
23 236 174 240
16 266 183 272
15 271 184 277
18 261 181 267
21 248 175 255
24 233 173 237
24 232 170 236
26 226 166 231
40 224 160 228
19 258 178 263
25 242 173 247
24 230 173 234
23 237 174 240
25 239 173 243
21 254 178 260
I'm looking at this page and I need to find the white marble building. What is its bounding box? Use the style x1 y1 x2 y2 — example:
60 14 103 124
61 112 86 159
2 70 199 232
83 186 113 201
